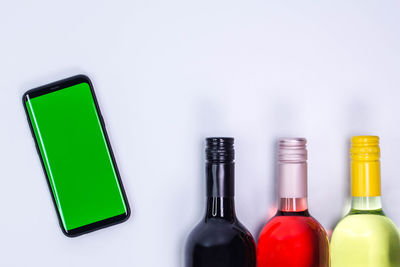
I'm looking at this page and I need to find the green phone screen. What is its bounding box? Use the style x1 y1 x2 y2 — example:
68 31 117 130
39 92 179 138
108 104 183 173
25 82 127 232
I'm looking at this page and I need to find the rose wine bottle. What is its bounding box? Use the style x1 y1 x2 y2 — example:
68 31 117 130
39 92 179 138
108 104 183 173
185 137 256 267
257 138 329 267
331 136 400 267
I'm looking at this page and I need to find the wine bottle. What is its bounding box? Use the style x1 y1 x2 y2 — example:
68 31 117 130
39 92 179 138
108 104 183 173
185 137 256 267
331 136 400 267
257 138 330 267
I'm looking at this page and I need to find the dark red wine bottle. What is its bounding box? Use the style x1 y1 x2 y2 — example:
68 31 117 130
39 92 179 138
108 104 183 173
185 138 256 267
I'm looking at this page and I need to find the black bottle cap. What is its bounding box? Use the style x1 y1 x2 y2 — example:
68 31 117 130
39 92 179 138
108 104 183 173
206 137 235 163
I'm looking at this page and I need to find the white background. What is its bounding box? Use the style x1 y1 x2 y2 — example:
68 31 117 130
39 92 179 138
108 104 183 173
1 0 400 266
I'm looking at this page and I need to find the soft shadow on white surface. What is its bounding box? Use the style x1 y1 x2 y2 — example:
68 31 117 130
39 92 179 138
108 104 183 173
1 0 400 266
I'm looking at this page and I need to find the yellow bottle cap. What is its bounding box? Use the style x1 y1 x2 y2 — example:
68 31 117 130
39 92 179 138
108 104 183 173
351 136 381 197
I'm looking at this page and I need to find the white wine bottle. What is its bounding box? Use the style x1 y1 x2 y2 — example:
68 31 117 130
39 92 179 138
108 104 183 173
331 136 400 267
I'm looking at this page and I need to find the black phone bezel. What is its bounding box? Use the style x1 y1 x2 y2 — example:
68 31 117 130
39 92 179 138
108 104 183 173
22 74 131 237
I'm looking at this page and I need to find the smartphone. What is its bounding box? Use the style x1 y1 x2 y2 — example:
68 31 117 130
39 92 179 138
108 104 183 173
23 75 130 237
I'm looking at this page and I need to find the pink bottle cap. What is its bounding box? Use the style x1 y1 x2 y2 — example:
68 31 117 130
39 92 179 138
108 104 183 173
278 138 308 198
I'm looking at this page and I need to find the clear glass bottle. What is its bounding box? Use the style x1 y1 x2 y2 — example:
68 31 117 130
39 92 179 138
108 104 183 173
257 138 329 267
331 136 400 267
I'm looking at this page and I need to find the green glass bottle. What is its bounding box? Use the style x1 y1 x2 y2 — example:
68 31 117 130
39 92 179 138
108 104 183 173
331 136 400 267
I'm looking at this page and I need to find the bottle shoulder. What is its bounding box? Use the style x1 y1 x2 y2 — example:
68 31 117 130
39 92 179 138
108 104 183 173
259 214 328 241
331 212 400 241
331 213 400 267
257 214 329 267
186 218 255 248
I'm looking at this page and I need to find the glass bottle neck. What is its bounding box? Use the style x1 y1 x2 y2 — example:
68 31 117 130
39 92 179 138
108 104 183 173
278 197 308 212
205 162 236 221
350 158 382 212
206 162 235 198
351 159 381 197
351 196 383 211
277 161 308 213
205 197 236 221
